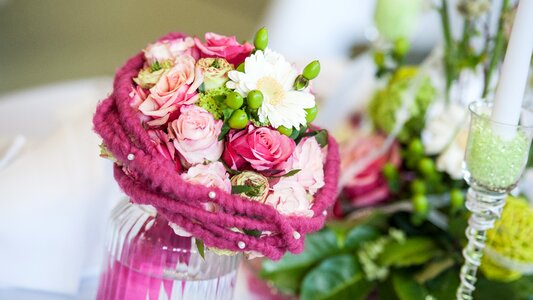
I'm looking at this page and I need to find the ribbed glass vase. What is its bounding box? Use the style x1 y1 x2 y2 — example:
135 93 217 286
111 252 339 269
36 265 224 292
97 199 241 300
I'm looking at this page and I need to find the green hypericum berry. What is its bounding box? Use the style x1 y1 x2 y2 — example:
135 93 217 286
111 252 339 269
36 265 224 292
247 90 263 109
382 163 398 180
277 126 293 136
237 62 245 72
408 139 424 156
418 158 435 176
412 194 429 215
305 106 318 123
254 27 268 50
302 60 320 80
225 92 244 109
410 179 426 195
450 188 464 211
293 74 309 90
228 109 248 129
394 37 410 57
373 51 386 67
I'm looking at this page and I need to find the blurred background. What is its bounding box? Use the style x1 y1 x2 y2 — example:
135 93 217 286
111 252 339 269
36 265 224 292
0 0 446 94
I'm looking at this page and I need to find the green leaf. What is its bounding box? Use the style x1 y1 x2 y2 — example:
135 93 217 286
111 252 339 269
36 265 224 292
379 237 440 267
268 169 301 179
392 272 427 300
301 255 374 300
344 225 381 250
425 267 459 300
313 130 329 147
414 258 454 283
231 185 255 195
218 123 231 141
243 229 262 237
195 239 205 260
261 229 340 294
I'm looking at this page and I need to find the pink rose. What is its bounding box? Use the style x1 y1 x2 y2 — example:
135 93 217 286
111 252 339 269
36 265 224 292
223 125 295 171
147 129 183 172
144 37 199 65
168 105 223 165
129 86 148 109
138 55 203 126
340 133 401 208
194 33 253 66
182 161 231 193
282 137 325 195
265 179 313 217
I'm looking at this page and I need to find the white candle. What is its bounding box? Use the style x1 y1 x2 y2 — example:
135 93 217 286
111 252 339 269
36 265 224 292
491 0 533 139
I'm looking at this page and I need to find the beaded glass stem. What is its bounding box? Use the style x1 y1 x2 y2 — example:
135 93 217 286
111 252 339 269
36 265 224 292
456 101 533 300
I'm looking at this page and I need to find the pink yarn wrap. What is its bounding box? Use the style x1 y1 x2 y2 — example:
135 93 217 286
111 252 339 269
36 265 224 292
93 32 340 260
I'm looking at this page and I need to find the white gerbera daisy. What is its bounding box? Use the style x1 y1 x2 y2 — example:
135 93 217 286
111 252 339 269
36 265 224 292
226 49 315 129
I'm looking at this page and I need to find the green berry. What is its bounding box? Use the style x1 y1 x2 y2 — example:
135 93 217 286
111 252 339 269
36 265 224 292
412 194 429 215
302 60 321 80
418 158 435 176
228 109 248 129
408 139 424 157
225 92 244 109
382 163 398 180
293 74 309 90
305 106 318 123
450 188 465 211
394 37 410 57
373 51 386 67
247 90 263 109
254 27 268 50
237 62 245 72
277 126 293 136
410 179 426 195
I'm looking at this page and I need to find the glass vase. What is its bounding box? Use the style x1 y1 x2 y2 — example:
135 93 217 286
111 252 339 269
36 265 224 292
97 199 242 300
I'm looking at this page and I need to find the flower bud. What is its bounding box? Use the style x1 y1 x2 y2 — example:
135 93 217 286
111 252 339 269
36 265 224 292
231 171 269 203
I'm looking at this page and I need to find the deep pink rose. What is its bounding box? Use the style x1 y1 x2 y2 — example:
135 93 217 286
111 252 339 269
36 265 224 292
223 125 295 171
144 37 199 65
194 32 253 66
138 55 203 126
340 133 401 208
147 129 183 172
168 105 223 165
282 137 325 195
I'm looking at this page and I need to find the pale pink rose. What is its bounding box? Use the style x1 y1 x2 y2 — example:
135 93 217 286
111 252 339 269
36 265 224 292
129 86 148 109
194 32 253 66
222 125 295 171
282 137 325 195
182 161 231 193
138 55 203 126
265 179 313 217
144 37 199 65
340 133 401 208
168 105 223 165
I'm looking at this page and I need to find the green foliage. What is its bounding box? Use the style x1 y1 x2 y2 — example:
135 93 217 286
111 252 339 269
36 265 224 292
301 255 374 300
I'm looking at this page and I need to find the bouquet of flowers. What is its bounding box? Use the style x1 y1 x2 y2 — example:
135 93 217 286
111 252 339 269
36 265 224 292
258 1 533 299
93 28 340 261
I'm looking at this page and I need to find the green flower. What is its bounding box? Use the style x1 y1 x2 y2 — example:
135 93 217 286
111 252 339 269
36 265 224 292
197 86 231 120
368 67 435 142
481 196 533 281
196 58 233 91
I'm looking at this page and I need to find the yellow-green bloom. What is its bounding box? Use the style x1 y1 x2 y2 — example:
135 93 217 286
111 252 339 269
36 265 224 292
480 196 533 281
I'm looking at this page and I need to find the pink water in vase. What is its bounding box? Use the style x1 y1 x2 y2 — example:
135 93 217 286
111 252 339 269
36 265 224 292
97 200 241 300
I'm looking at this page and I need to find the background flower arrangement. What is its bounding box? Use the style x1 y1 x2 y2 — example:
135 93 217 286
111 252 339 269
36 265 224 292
259 1 533 299
94 28 340 260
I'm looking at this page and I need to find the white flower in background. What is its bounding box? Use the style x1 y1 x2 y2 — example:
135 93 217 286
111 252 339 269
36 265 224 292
422 102 468 155
422 102 469 179
436 127 469 180
226 49 315 129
